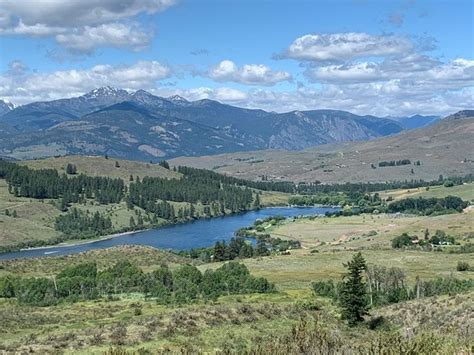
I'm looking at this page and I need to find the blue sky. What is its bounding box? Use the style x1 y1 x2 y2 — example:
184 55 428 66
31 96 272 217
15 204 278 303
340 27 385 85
0 0 473 116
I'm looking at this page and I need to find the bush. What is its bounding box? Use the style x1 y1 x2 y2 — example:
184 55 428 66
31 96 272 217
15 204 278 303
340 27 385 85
456 261 470 272
391 233 416 248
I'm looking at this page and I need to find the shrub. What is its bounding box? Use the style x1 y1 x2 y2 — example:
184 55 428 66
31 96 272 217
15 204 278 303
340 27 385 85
456 261 470 272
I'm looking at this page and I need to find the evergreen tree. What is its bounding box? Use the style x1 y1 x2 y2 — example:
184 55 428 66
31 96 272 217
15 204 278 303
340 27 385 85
253 193 261 209
339 252 370 326
115 161 120 168
12 210 17 218
66 163 77 175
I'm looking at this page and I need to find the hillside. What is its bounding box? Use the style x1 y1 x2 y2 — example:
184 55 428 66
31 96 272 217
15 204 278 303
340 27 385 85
0 87 407 160
20 155 181 182
171 111 474 183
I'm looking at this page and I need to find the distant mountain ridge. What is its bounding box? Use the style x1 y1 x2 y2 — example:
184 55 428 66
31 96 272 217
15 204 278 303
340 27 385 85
0 87 448 160
171 110 474 183
387 114 440 130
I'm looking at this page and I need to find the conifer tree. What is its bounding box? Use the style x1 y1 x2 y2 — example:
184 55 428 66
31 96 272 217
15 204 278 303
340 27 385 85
339 252 370 326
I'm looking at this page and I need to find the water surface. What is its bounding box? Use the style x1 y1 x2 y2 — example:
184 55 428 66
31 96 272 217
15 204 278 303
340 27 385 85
0 206 338 260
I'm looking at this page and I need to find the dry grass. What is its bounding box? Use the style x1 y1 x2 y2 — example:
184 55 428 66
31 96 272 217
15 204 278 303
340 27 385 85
21 155 181 183
171 117 474 183
270 209 474 249
380 182 474 202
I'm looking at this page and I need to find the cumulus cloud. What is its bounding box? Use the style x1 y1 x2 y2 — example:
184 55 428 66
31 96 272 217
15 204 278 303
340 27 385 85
305 57 474 87
0 0 177 53
55 23 152 53
0 0 176 28
281 33 414 62
0 60 170 104
208 60 292 86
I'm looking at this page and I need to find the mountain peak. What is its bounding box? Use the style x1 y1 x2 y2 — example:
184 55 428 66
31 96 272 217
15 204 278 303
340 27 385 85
83 86 129 99
168 95 189 104
0 99 15 116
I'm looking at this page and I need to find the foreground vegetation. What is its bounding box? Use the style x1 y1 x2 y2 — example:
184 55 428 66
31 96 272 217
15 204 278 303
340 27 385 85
0 246 472 354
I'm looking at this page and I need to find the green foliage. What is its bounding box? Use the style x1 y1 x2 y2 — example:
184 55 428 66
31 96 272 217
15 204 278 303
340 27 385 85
0 160 124 204
0 260 274 306
391 233 416 248
388 196 468 215
429 230 455 245
66 163 77 175
378 159 411 167
55 208 113 238
339 252 370 326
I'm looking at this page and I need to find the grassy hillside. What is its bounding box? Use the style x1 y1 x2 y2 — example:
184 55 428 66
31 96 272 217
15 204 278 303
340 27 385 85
380 182 474 202
21 155 181 182
0 243 472 353
171 115 474 183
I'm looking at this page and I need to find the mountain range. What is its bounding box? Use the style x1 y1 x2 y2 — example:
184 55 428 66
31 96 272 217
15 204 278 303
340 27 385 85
0 87 441 160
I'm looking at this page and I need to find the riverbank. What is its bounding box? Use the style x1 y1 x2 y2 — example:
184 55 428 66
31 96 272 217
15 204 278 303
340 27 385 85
0 206 339 260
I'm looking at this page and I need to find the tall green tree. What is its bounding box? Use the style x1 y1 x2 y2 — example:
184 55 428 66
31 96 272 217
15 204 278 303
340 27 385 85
339 252 370 326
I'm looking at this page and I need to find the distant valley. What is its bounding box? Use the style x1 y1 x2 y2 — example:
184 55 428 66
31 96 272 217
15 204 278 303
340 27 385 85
0 87 439 161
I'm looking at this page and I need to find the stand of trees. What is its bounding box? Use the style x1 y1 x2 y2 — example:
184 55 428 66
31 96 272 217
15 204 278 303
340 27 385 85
312 257 474 315
0 261 274 306
178 233 300 263
295 174 473 194
0 160 124 204
378 159 411 167
55 208 113 239
387 196 468 215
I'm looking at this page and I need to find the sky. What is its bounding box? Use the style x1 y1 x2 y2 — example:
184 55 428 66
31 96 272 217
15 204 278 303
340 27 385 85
0 0 473 116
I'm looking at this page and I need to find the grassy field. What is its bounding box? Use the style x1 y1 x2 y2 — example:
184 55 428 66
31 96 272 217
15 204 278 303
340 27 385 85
379 182 474 202
21 155 181 183
269 209 474 250
0 179 61 247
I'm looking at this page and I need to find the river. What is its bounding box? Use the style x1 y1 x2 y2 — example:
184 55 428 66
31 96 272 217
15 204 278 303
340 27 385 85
0 206 339 260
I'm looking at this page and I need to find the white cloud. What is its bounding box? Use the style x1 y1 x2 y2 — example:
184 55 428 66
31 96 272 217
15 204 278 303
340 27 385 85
0 0 177 53
55 23 152 53
307 62 385 83
305 58 474 88
0 60 170 104
0 0 176 28
208 60 291 86
282 32 414 62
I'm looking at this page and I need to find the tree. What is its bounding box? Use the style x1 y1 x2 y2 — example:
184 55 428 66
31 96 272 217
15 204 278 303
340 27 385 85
339 252 370 326
159 160 170 169
424 228 430 240
253 193 261 209
66 163 77 175
12 210 17 218
115 161 120 168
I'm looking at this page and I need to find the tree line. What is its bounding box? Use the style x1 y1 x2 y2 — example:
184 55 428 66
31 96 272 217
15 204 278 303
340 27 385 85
0 160 124 205
177 234 300 263
387 195 468 215
0 261 274 306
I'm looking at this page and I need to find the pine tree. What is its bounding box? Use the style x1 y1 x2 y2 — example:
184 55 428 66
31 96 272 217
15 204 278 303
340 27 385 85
115 161 120 168
129 216 136 229
253 193 261 209
339 252 370 326
66 163 77 175
12 210 17 218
